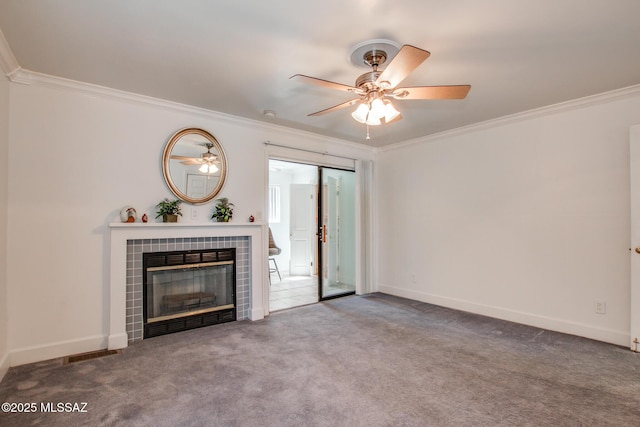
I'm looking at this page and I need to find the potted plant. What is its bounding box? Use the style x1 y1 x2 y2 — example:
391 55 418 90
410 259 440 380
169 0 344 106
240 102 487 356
211 197 234 222
155 198 182 223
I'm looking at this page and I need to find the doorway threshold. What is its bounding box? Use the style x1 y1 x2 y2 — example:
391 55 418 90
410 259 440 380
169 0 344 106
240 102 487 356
269 274 318 312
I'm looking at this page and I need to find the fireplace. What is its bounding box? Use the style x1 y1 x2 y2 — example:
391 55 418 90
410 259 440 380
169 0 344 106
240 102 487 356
108 222 265 350
143 248 236 338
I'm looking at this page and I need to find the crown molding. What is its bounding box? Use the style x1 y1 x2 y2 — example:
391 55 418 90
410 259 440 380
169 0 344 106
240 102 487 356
7 67 374 156
0 26 20 77
382 84 640 152
8 55 638 157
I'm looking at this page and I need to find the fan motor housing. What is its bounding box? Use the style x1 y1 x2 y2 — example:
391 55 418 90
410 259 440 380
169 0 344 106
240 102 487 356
355 71 382 91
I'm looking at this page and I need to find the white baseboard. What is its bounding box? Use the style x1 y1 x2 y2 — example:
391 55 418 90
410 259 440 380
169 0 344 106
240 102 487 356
10 335 108 367
378 284 629 347
0 351 9 382
107 333 129 350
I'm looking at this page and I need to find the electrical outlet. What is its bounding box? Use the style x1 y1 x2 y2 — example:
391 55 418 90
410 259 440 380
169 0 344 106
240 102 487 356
190 208 198 221
594 301 606 314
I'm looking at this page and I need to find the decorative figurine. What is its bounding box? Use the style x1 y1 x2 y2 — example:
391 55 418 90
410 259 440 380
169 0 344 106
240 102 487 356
120 206 137 223
249 215 255 222
142 213 148 223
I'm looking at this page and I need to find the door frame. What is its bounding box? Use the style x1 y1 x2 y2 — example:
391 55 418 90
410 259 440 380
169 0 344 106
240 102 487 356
265 150 364 312
630 124 640 350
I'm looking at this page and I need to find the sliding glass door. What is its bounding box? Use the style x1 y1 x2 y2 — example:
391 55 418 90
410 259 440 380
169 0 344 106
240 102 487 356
267 159 356 309
318 167 356 300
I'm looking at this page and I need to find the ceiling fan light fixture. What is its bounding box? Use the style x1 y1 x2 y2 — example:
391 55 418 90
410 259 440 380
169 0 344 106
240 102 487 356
384 100 400 122
351 99 387 126
351 103 369 124
365 113 381 126
369 98 386 119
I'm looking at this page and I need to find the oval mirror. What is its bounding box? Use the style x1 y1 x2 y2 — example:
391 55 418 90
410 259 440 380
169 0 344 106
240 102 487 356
162 128 228 205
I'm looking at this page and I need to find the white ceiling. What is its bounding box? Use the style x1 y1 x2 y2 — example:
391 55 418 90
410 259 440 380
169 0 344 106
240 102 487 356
1 0 639 147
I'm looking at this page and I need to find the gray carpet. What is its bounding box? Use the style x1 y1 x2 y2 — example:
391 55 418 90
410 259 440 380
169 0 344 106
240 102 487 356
1 293 639 426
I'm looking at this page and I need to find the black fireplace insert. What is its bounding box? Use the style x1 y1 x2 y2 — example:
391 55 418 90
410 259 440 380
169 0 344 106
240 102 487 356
143 248 236 338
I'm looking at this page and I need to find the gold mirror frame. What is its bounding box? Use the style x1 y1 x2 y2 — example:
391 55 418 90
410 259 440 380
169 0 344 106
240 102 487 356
162 128 228 205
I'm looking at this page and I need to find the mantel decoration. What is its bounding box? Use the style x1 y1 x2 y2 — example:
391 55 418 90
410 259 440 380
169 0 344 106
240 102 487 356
211 197 234 222
156 198 183 223
119 206 137 223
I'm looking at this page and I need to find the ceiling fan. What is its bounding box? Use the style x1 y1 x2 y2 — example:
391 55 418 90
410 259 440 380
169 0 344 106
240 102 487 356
291 40 470 132
170 142 220 174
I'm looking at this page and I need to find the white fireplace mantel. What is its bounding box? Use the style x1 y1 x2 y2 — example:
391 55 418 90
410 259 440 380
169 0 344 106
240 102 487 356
108 222 267 349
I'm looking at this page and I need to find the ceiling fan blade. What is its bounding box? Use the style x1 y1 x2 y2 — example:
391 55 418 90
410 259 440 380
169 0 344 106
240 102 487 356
392 85 471 100
307 98 361 116
180 160 202 165
375 45 430 89
171 155 197 161
291 74 359 93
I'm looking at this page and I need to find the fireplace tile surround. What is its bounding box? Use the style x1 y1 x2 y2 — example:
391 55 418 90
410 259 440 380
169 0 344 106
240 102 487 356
127 237 249 342
109 223 266 349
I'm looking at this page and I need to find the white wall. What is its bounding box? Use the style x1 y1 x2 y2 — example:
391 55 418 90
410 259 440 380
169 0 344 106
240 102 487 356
376 89 640 346
0 73 9 380
6 77 373 366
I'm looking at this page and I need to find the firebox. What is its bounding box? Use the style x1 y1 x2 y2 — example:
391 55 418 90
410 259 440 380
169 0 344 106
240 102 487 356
143 248 236 338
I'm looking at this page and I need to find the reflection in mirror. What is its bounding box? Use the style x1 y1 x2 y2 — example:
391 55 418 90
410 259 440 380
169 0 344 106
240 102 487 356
162 128 228 204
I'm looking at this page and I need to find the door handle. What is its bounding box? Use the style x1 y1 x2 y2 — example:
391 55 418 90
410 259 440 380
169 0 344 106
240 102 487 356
635 247 640 254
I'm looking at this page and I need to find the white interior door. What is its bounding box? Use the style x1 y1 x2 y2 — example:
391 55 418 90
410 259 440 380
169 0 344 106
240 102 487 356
630 124 640 350
290 184 315 276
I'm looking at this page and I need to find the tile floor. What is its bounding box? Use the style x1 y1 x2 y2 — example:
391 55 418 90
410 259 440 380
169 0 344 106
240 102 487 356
268 274 318 312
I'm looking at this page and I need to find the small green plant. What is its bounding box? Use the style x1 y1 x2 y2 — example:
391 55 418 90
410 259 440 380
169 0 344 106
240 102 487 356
155 198 182 220
211 197 234 222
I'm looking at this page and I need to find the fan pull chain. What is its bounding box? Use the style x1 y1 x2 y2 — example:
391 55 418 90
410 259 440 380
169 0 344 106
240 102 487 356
366 125 371 140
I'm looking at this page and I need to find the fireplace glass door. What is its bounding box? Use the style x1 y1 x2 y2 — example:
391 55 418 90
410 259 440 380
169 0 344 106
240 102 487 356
146 261 234 322
143 248 236 338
